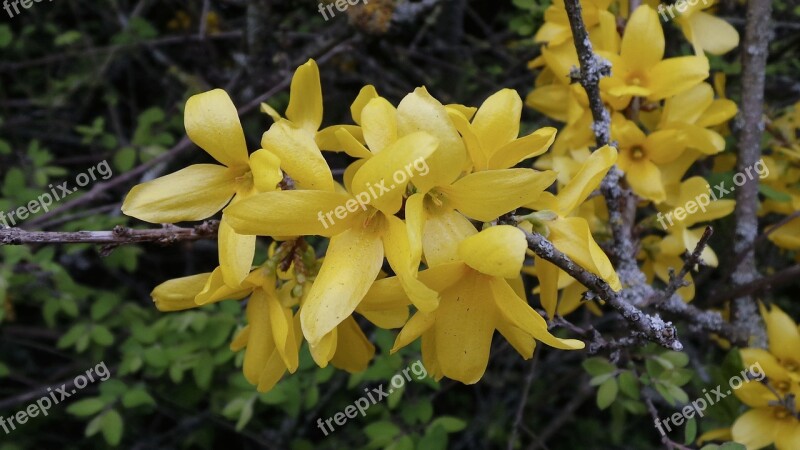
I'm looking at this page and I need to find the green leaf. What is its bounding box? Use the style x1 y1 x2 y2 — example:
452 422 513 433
0 140 11 155
428 416 466 433
590 372 617 386
235 398 255 431
91 325 115 346
759 184 792 202
122 388 155 408
0 25 12 48
90 295 118 320
101 409 123 446
618 371 640 399
67 398 107 417
661 351 690 368
58 324 87 349
54 30 83 47
684 417 697 445
0 363 9 378
418 425 448 450
365 421 400 445
583 357 616 376
597 377 619 410
114 147 137 172
386 435 414 450
719 443 746 450
193 352 214 390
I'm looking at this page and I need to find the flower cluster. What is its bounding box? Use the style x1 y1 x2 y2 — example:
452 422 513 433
122 59 624 389
526 2 739 310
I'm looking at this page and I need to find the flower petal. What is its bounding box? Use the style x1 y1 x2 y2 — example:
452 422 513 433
488 127 557 170
648 56 710 101
218 219 256 287
549 217 621 291
621 5 664 72
550 145 617 215
261 120 334 191
458 225 527 278
490 277 585 350
471 89 522 158
185 89 249 168
731 408 779 450
331 317 376 373
286 59 323 133
351 132 438 214
122 164 236 223
435 275 497 384
441 169 557 221
383 215 440 312
243 290 274 385
225 190 363 237
687 11 739 56
249 149 283 192
266 292 299 372
300 225 384 345
152 272 212 311
361 97 398 154
397 87 467 193
422 207 478 267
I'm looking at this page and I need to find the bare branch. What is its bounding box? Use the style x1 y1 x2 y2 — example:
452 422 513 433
0 222 219 247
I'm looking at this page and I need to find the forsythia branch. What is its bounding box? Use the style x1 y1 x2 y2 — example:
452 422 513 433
0 222 219 247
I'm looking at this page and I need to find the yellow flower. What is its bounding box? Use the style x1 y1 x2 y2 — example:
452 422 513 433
524 145 622 318
389 226 584 384
732 304 800 449
122 89 283 287
612 114 686 203
658 82 737 155
600 5 709 102
671 0 739 55
534 0 617 47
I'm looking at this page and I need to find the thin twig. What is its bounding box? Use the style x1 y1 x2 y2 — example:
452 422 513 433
0 222 219 247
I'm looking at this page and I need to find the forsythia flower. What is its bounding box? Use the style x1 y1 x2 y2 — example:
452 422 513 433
731 304 800 449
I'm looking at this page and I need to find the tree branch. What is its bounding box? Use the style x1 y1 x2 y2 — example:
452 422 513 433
731 0 773 345
0 222 219 247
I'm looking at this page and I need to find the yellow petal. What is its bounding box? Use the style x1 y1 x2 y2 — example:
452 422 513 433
184 89 249 168
300 225 384 344
316 124 365 152
122 164 236 223
448 108 488 171
422 208 478 267
551 145 617 215
661 83 713 126
775 420 800 450
397 87 467 193
621 5 664 72
525 85 570 122
249 149 283 192
351 85 379 125
331 316 375 372
471 89 522 158
762 304 800 365
490 277 585 350
334 127 373 159
286 59 323 133
488 127 557 170
392 310 436 353
458 225 527 278
382 215 440 312
648 56 710 101
243 290 274 384
549 217 621 291
497 322 537 359
309 327 338 368
435 275 497 384
256 351 288 393
697 99 738 127
405 193 426 269
441 169 557 221
351 132 438 214
261 120 334 191
196 266 253 305
230 326 250 351
626 159 666 203
688 11 739 55
357 276 410 328
732 409 779 450
535 256 561 319
218 219 256 287
225 190 363 238
266 292 299 372
768 217 800 250
152 272 212 311
361 97 398 154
